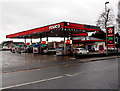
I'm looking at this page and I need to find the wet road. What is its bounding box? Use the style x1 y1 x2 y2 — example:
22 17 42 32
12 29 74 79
2 58 119 89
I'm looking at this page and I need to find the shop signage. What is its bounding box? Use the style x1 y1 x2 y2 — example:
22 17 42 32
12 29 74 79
41 41 48 44
107 27 115 48
65 40 72 44
49 24 60 30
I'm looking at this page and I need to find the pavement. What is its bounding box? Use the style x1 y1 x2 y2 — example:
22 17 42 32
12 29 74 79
1 51 120 73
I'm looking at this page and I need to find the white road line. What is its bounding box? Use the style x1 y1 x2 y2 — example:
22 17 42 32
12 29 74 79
1 76 63 90
65 64 117 77
65 73 80 77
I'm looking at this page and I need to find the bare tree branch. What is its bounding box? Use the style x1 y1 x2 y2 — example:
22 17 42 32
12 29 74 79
96 8 114 31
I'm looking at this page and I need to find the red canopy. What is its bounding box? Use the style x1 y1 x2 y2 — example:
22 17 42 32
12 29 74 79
6 22 100 38
72 33 88 36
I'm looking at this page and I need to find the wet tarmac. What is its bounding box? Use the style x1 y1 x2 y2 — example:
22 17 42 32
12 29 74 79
2 51 69 66
1 51 120 73
2 58 118 89
2 51 77 72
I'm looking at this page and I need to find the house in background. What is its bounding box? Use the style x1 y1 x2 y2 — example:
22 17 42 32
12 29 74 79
2 41 24 51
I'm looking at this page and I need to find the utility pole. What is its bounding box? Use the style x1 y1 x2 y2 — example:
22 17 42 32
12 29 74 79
105 2 110 55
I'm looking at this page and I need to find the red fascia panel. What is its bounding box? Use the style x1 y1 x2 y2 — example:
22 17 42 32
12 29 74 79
6 22 64 38
73 40 106 42
64 26 100 31
73 40 82 43
72 33 88 36
67 23 84 28
84 40 106 42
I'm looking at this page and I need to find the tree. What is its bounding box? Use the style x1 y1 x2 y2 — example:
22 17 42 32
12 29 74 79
96 8 115 31
91 30 106 40
116 1 120 34
116 1 120 48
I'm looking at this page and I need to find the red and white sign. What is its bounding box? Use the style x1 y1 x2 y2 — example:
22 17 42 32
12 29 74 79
41 41 48 44
26 42 30 45
65 40 72 44
107 27 115 48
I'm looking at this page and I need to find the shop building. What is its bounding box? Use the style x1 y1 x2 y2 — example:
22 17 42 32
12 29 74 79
73 37 106 52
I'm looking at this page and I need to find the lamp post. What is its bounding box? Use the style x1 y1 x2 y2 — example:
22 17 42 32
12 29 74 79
105 1 109 55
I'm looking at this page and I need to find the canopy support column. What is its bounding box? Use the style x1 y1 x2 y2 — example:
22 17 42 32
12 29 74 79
70 31 73 52
85 36 88 50
24 37 27 53
39 34 42 54
64 36 66 55
30 37 32 44
40 37 42 43
24 37 26 44
46 33 48 51
63 30 66 55
46 33 48 42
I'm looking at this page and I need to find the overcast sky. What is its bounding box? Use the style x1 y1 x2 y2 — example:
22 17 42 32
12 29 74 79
0 0 119 43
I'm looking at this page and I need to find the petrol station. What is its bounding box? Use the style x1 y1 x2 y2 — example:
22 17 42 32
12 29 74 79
6 21 101 55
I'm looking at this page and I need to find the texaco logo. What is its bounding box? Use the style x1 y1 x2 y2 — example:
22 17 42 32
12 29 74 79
108 28 113 34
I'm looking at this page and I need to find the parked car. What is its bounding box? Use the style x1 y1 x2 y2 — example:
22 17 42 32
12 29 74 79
17 46 26 53
56 47 73 56
26 46 33 53
56 47 64 56
2 46 11 51
11 47 17 53
47 48 56 54
73 47 89 55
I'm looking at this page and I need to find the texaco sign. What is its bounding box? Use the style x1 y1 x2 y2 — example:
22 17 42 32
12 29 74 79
107 27 115 48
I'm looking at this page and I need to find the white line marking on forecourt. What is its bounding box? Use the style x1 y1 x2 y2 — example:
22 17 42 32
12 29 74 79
1 76 63 90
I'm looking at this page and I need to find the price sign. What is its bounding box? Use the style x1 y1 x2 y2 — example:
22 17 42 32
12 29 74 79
65 40 72 44
107 27 115 48
41 41 48 44
26 42 30 45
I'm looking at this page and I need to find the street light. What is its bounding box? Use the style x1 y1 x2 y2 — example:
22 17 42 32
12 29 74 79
105 1 109 55
105 2 109 5
105 2 109 13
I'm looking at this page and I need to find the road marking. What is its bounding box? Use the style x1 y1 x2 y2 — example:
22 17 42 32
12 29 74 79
1 76 63 90
65 64 117 77
65 73 80 77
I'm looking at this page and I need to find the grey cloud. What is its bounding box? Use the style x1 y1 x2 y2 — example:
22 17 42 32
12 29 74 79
0 0 118 43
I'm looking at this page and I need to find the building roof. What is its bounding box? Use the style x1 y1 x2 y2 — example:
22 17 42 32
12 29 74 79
73 36 106 42
2 41 24 46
